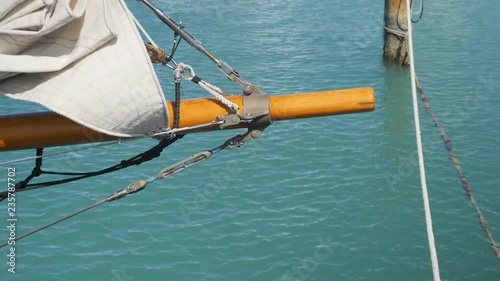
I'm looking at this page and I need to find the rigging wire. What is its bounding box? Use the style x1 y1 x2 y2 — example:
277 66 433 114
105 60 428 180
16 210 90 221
405 0 441 280
0 0 256 228
0 1 266 252
0 135 183 201
163 32 181 66
0 120 221 167
0 139 134 166
0 199 108 248
0 134 240 248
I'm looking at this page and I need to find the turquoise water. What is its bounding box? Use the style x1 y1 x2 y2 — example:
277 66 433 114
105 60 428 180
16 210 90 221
1 0 499 280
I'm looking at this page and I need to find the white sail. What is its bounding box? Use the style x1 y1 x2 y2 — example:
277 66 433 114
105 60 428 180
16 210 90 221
0 0 169 137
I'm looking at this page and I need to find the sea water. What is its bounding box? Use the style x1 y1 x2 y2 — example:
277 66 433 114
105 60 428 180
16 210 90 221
0 0 499 280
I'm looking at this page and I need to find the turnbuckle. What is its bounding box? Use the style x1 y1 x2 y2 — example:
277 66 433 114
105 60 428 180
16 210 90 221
155 151 212 179
140 0 272 146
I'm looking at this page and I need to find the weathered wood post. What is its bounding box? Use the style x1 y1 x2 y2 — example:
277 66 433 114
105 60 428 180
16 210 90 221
384 0 409 66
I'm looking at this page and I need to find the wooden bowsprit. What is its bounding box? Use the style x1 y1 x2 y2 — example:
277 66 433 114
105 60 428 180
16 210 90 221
0 87 374 151
0 0 377 249
0 86 375 246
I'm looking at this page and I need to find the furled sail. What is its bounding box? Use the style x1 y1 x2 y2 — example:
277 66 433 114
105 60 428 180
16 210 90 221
0 0 169 137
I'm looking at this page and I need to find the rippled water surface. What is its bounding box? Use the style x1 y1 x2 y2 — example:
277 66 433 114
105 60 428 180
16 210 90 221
1 1 499 280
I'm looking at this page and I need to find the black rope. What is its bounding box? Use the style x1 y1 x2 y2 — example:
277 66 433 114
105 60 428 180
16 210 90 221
162 31 182 129
411 0 424 23
162 33 182 65
0 132 236 247
396 0 424 31
0 135 183 201
396 0 408 32
416 79 500 264
15 148 44 189
174 80 181 128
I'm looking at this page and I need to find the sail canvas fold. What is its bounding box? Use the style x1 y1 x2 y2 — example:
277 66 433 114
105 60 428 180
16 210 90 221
0 0 169 137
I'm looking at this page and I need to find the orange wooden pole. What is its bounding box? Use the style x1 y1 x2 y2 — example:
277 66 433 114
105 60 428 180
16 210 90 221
0 87 374 151
270 88 375 121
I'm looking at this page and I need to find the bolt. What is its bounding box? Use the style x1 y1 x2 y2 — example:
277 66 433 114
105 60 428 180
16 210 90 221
231 116 238 123
243 84 253 95
250 131 260 138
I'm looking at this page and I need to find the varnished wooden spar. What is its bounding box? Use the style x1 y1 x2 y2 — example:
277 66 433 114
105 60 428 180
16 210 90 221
0 87 375 151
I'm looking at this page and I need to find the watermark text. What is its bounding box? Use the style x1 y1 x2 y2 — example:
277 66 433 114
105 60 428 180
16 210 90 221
6 167 16 274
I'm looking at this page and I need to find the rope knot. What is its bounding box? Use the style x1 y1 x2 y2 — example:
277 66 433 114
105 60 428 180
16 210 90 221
31 167 42 177
173 63 196 82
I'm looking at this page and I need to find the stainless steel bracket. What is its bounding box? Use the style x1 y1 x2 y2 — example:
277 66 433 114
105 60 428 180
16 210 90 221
214 81 272 147
242 84 272 133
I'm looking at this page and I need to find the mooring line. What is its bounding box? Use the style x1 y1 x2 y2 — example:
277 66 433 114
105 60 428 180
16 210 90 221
416 79 500 264
405 1 441 279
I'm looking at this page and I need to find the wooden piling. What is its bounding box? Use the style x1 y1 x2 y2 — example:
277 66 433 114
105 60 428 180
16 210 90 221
383 0 409 66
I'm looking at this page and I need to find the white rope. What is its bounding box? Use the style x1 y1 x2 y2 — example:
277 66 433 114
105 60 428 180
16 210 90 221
384 26 407 38
131 12 158 47
173 63 240 113
173 62 195 81
198 81 239 113
406 1 441 280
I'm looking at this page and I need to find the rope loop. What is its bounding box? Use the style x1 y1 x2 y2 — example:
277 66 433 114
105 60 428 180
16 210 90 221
384 26 407 38
411 0 424 23
173 63 196 82
173 63 239 113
